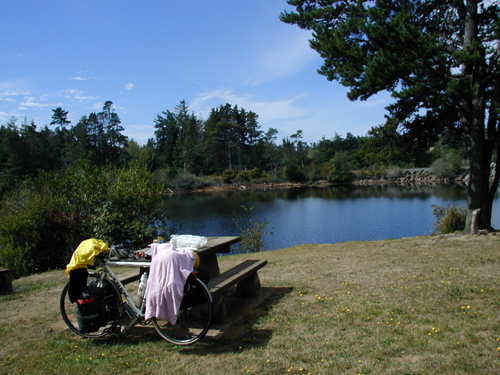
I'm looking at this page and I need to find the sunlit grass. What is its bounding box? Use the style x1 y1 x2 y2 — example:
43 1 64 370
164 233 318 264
1 234 500 374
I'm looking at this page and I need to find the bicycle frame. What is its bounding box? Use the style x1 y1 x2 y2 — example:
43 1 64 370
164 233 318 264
92 252 150 334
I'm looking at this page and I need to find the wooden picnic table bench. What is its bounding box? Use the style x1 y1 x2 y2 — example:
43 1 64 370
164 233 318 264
109 236 267 322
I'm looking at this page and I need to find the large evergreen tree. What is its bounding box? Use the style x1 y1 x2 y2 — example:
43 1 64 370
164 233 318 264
281 0 500 231
204 103 263 173
154 100 203 172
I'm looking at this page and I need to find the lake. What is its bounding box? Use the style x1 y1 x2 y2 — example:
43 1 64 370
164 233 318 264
164 184 500 251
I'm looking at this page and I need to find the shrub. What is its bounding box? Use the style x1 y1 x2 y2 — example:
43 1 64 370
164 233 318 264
327 152 354 183
283 164 306 182
222 169 238 184
247 168 262 180
233 206 272 253
235 170 251 182
432 204 467 234
0 162 167 278
430 150 463 178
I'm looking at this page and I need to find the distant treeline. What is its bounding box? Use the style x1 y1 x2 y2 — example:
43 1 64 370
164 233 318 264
0 99 465 196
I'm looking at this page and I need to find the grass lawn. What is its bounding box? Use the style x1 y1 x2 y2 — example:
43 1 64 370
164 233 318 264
1 234 500 374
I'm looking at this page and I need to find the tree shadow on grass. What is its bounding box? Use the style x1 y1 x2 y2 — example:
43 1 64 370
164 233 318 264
178 286 293 355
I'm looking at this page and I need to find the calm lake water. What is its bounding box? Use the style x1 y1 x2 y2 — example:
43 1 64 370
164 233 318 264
164 185 500 251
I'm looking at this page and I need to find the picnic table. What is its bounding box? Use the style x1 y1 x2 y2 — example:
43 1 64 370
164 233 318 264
108 236 267 321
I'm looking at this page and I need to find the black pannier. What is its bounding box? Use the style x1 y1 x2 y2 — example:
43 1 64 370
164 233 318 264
180 274 206 309
76 282 111 333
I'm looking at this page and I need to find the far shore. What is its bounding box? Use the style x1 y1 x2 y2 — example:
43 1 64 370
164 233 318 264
172 177 467 194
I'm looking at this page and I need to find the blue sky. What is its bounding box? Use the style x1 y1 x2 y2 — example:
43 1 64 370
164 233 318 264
1 0 391 145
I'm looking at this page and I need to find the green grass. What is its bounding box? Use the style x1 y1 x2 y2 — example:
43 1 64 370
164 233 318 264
1 234 500 374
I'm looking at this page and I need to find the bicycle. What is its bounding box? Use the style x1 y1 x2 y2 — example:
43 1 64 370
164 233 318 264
60 248 213 345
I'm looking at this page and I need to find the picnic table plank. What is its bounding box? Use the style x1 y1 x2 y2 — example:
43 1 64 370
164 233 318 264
208 259 267 295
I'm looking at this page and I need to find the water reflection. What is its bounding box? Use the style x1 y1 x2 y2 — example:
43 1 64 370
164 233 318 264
164 185 498 250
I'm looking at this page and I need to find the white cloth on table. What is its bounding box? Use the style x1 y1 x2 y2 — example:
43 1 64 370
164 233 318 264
144 242 196 325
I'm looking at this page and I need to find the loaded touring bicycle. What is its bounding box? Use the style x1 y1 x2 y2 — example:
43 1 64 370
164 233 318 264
60 239 212 345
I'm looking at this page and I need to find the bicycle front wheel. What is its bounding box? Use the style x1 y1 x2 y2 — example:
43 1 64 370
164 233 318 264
60 275 122 338
153 274 212 345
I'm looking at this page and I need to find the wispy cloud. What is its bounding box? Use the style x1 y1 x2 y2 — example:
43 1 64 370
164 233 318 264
124 83 134 91
0 90 29 102
256 29 318 78
190 87 309 124
90 102 104 111
19 96 50 108
0 80 31 102
62 89 98 102
0 109 22 123
70 71 98 81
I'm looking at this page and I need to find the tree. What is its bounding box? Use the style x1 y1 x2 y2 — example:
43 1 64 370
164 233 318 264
154 100 203 173
281 0 500 232
154 109 181 169
263 128 279 177
64 102 128 167
50 107 71 168
176 101 204 173
290 130 308 166
97 101 128 166
203 103 263 173
328 152 354 183
126 139 155 170
352 122 414 167
50 107 70 129
65 115 93 165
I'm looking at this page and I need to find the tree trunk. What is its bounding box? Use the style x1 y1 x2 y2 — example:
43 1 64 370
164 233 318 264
461 0 493 233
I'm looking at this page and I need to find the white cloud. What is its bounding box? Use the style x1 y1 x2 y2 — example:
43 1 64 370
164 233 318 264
0 80 31 101
90 101 104 111
62 89 98 102
70 71 97 81
0 90 26 102
256 29 318 78
20 96 49 108
190 87 309 125
0 110 19 123
124 83 134 91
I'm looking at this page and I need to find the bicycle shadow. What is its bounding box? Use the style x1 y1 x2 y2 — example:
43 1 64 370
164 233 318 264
92 286 293 351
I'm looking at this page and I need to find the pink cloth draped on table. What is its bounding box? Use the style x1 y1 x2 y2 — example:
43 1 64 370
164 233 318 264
144 243 196 325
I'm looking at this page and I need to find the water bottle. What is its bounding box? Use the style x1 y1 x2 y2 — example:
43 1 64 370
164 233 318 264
137 272 148 299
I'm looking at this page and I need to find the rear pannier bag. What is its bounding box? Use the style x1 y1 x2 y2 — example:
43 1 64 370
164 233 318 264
76 284 110 332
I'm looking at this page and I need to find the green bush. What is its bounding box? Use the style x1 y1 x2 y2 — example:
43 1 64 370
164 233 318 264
222 169 238 184
0 162 167 278
432 204 467 234
248 167 262 180
233 206 272 253
283 164 306 182
235 170 251 182
327 152 354 183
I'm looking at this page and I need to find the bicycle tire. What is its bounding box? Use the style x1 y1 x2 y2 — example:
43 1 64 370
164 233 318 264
152 274 212 345
60 275 122 338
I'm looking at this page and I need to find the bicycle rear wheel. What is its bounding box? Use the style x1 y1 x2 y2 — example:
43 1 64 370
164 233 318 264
153 274 212 345
60 275 122 338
